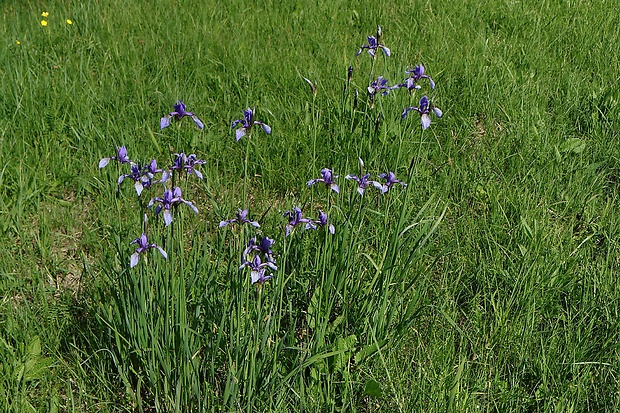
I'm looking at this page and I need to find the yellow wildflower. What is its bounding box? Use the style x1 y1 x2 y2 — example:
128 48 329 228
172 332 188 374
16 40 21 45
42 12 49 17
66 19 73 25
41 20 48 26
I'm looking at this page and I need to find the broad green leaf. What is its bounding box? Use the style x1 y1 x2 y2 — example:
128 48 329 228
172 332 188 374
363 379 383 398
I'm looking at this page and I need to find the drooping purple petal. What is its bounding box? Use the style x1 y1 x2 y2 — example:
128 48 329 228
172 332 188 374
236 128 247 141
156 246 168 259
134 181 144 196
260 123 271 135
421 114 431 130
130 253 140 268
192 115 204 129
160 115 172 130
163 210 173 226
99 158 110 168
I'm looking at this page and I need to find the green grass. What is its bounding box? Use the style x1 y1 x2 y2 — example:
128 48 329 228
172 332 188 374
2 0 620 411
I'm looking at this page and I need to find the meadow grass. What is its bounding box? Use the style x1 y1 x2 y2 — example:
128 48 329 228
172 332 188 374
1 0 620 411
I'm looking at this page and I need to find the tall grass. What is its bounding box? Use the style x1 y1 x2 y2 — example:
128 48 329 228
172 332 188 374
1 0 620 411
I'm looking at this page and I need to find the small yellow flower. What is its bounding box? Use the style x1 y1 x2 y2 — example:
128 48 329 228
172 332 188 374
42 12 49 17
66 19 73 25
16 40 21 45
41 20 48 26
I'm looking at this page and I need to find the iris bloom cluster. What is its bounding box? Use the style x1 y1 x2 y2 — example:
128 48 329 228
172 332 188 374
168 152 206 180
352 26 443 130
117 163 153 196
345 159 407 195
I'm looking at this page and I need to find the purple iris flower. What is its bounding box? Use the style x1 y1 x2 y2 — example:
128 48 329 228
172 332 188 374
283 207 316 236
167 153 205 180
401 95 443 130
396 65 435 91
368 76 391 99
148 187 198 226
239 254 277 285
219 209 260 228
141 159 166 188
315 210 335 234
183 154 205 179
243 236 275 261
99 146 131 169
346 157 374 195
373 172 407 194
356 26 390 58
118 163 152 196
160 101 204 130
307 168 340 193
130 233 167 268
346 173 373 195
231 108 271 141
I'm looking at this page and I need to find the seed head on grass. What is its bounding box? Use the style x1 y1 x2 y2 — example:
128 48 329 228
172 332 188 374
219 209 260 228
356 25 391 58
231 107 271 141
308 168 340 193
303 77 317 96
99 146 131 168
130 233 167 268
373 171 407 194
148 187 198 226
401 95 443 130
160 100 204 130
